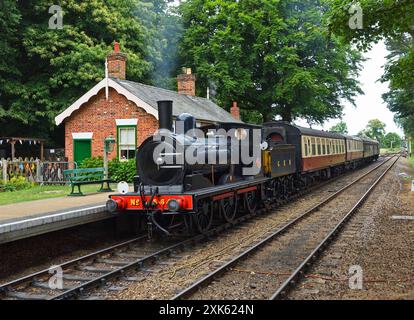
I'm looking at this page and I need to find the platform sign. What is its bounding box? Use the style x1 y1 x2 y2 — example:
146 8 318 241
412 180 414 192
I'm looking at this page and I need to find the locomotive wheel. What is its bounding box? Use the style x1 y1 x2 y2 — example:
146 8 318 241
193 201 213 234
220 197 237 223
244 191 257 214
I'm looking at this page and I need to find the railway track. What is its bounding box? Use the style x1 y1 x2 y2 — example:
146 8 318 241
0 157 393 300
172 156 399 300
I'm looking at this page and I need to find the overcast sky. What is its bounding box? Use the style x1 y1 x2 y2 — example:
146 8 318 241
296 41 404 136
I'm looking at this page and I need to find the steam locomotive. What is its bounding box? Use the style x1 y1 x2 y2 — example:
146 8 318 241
107 100 379 235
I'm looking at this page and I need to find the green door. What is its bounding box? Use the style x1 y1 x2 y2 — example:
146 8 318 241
73 139 91 165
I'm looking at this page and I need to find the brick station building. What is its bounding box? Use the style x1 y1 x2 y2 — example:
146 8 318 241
55 43 241 164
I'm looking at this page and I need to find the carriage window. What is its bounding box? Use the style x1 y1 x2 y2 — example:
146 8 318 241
322 139 326 155
311 138 316 155
327 140 331 155
317 138 321 155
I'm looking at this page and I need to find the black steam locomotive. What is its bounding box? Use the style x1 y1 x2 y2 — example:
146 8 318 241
107 100 379 235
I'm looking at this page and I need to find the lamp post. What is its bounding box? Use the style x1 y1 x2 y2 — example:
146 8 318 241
104 136 116 181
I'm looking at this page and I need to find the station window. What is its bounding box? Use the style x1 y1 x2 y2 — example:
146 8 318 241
327 140 331 155
118 126 137 160
322 139 326 155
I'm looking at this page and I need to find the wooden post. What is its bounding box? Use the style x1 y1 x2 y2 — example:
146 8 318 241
40 141 44 161
10 140 16 160
2 159 7 183
36 159 41 183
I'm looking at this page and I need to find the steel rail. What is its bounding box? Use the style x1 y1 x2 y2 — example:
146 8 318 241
0 235 147 293
172 156 397 300
270 156 400 300
0 157 391 300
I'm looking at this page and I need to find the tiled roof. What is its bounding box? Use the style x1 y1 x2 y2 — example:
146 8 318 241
114 79 241 123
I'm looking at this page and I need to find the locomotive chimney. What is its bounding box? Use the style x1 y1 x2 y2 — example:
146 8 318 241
157 100 173 131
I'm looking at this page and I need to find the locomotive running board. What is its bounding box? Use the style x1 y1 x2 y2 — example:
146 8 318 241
188 177 269 200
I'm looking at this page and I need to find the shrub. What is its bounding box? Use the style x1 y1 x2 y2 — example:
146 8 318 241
0 176 34 192
79 157 104 168
78 157 136 183
109 159 136 183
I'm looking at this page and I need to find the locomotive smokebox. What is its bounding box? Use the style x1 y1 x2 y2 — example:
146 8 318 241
158 100 173 131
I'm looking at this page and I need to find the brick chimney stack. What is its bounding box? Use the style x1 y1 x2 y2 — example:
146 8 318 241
177 67 196 96
231 101 241 121
107 42 127 80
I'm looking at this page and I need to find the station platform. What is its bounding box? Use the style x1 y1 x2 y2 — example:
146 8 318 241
0 192 115 245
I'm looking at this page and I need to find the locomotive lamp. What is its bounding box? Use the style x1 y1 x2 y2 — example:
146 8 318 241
103 136 116 184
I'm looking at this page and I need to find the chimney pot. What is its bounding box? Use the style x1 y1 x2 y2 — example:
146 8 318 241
230 101 241 121
114 42 120 53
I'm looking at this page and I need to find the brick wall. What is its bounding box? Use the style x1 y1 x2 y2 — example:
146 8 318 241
177 73 196 96
64 88 158 162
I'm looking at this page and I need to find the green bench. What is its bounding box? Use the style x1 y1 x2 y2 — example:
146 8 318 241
63 168 113 196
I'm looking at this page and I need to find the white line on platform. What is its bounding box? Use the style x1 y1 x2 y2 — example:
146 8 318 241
0 205 106 232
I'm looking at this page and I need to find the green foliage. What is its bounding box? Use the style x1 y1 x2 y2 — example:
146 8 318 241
179 0 363 124
79 157 104 169
80 157 136 182
327 1 414 137
0 0 180 140
382 132 402 149
358 119 386 145
108 159 136 183
330 121 348 134
0 176 34 192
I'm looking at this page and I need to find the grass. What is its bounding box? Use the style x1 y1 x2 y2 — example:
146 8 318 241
410 157 414 169
0 183 117 206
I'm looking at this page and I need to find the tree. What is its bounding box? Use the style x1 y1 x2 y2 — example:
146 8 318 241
179 0 363 124
360 119 386 145
0 0 178 144
383 132 402 149
327 1 414 136
330 121 348 134
0 0 21 120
